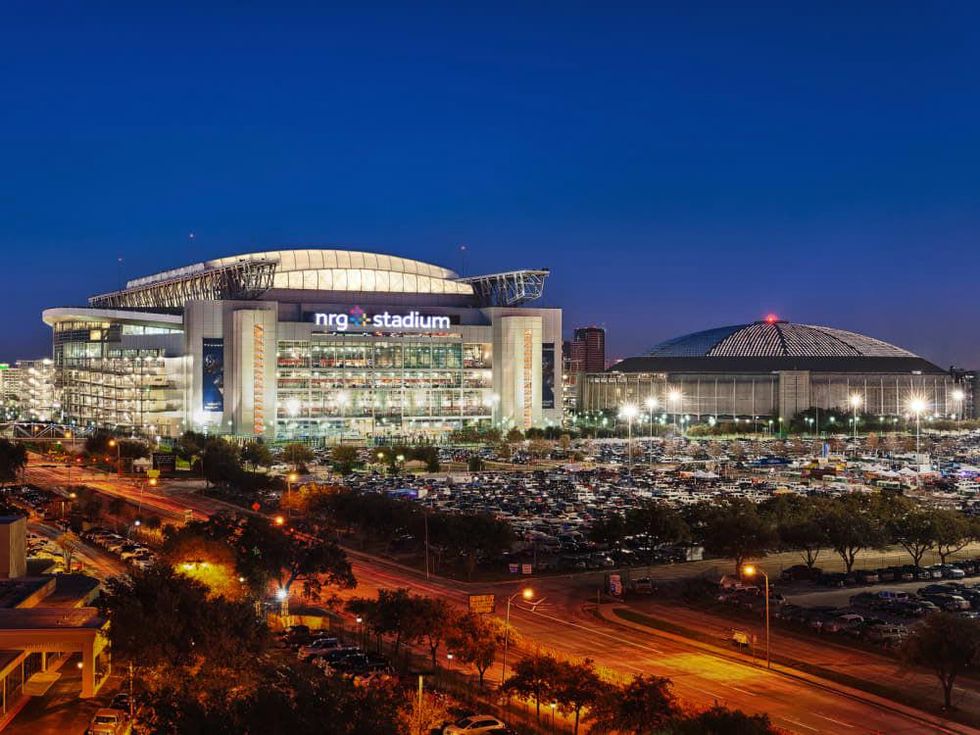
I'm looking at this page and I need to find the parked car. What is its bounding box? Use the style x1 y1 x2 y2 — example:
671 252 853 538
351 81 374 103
86 708 131 735
854 570 880 585
298 637 343 660
444 716 508 735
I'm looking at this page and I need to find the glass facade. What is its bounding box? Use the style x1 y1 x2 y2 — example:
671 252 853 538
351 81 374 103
276 334 493 439
52 320 183 435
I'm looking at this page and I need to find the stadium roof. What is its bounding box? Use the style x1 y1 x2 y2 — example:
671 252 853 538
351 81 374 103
608 318 946 375
88 248 550 309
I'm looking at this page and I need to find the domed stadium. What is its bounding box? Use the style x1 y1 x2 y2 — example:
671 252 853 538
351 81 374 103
647 318 916 359
581 316 974 423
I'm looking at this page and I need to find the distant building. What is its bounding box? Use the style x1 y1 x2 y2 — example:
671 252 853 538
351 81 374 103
3 359 59 422
571 327 606 374
582 318 974 423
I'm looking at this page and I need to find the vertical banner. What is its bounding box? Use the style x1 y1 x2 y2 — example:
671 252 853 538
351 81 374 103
541 342 555 410
202 338 225 412
522 330 533 428
253 324 265 434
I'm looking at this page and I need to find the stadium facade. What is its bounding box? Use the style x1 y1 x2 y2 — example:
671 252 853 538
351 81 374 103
581 317 975 423
42 248 561 440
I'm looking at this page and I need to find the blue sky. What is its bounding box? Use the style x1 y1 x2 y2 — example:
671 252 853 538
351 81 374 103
2 1 979 366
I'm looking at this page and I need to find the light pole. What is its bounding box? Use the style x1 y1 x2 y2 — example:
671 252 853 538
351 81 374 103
741 564 770 669
644 396 659 442
908 396 926 454
952 389 965 421
849 394 862 441
500 587 534 685
108 438 121 475
668 389 681 430
618 404 638 474
286 471 298 517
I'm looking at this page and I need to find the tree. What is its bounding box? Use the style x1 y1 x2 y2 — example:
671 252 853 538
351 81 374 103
933 510 977 565
99 565 268 676
767 496 828 569
588 675 678 735
347 588 417 656
54 531 78 572
428 512 514 580
331 445 360 475
901 613 980 710
505 427 524 443
446 611 501 687
0 439 27 483
141 661 405 735
503 653 562 722
83 430 115 456
890 506 938 569
625 502 690 547
668 706 779 734
241 440 273 471
180 515 355 603
201 439 243 485
406 596 452 670
691 499 775 575
553 658 606 735
821 494 890 573
282 442 315 470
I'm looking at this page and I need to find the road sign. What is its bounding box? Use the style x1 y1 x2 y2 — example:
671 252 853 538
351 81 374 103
521 563 533 575
146 469 160 479
608 573 623 597
468 593 496 614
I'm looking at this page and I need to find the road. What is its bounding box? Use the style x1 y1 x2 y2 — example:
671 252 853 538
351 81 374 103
344 550 976 735
22 460 980 734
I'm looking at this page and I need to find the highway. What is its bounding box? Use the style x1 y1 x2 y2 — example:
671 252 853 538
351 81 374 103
22 460 980 735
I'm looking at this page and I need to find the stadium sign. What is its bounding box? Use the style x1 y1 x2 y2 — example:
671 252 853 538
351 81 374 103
313 305 450 331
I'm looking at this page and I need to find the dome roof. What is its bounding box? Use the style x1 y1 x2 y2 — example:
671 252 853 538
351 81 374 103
648 319 917 359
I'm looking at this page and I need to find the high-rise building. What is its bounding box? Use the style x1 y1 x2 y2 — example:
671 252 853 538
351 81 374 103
571 326 606 374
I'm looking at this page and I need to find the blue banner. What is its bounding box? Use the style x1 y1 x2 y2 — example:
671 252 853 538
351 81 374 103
202 338 224 412
541 343 555 410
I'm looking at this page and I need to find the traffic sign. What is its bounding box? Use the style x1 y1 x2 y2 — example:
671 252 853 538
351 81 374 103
468 593 496 614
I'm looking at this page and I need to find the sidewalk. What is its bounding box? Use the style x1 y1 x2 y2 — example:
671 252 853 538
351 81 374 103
595 603 980 735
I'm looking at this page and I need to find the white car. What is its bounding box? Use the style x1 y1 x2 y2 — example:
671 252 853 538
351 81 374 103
297 637 343 660
86 708 131 735
443 715 507 734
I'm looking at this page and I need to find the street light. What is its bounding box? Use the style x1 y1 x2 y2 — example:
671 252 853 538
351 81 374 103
741 564 771 669
644 396 659 442
108 438 121 475
849 394 863 440
952 389 965 421
618 404 639 473
908 395 927 454
667 389 682 429
500 587 535 685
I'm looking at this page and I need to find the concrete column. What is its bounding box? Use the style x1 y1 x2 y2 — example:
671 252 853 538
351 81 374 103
81 644 95 698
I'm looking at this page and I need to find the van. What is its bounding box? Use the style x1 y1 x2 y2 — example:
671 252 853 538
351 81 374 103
877 590 910 602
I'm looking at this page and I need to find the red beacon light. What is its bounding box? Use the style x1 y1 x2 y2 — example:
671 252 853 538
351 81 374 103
764 313 779 324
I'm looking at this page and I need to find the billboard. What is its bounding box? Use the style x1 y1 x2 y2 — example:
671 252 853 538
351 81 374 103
468 593 496 614
541 342 555 410
202 338 224 412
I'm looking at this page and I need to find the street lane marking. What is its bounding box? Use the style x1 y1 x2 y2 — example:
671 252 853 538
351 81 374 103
780 716 819 732
814 713 854 728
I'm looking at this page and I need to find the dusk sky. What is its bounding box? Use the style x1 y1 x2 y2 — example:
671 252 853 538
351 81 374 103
3 2 980 367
